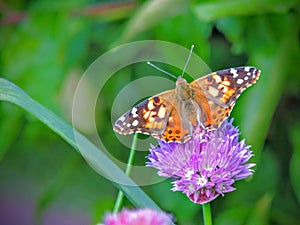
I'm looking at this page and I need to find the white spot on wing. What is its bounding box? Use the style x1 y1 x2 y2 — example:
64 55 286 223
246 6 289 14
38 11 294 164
230 68 238 78
213 74 221 83
147 100 155 110
222 80 231 86
157 105 166 118
132 120 139 126
208 86 219 97
131 107 137 114
237 79 244 84
244 66 251 72
131 107 138 118
252 69 257 78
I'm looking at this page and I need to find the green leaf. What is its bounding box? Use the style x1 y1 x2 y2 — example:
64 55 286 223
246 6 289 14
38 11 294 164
215 206 249 225
290 123 300 204
245 193 272 225
1 2 91 112
194 0 299 22
0 78 165 213
228 14 299 160
154 8 213 62
34 154 82 223
0 103 24 160
116 0 190 44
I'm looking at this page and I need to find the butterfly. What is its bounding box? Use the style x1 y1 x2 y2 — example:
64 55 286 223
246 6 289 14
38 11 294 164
113 66 261 143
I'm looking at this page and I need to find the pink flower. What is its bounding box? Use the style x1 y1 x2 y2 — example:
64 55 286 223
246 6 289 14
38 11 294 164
99 208 173 225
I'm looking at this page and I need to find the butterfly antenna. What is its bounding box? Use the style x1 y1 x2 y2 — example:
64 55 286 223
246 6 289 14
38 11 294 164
181 45 194 77
147 61 177 79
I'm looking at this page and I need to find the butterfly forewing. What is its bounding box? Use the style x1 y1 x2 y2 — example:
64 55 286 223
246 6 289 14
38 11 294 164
190 66 260 130
114 90 173 136
114 89 192 142
193 66 261 108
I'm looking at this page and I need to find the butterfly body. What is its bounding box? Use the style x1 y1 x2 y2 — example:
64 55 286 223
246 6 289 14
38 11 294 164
175 77 209 130
114 66 261 143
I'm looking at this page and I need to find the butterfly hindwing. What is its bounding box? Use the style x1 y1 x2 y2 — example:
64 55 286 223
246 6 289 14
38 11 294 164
207 99 235 129
152 100 192 142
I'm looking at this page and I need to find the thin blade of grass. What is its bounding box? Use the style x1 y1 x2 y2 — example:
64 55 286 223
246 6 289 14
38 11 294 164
0 78 164 212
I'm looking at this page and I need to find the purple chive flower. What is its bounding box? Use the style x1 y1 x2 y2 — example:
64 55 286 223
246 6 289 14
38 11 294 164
99 208 173 225
147 119 255 204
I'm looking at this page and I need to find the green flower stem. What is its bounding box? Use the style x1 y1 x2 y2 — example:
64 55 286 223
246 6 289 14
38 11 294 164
202 203 213 225
113 133 138 213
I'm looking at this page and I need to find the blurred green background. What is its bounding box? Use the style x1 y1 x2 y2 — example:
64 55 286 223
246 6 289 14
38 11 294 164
0 0 299 225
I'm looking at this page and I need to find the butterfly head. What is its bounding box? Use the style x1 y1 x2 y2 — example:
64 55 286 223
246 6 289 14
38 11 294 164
175 76 192 100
